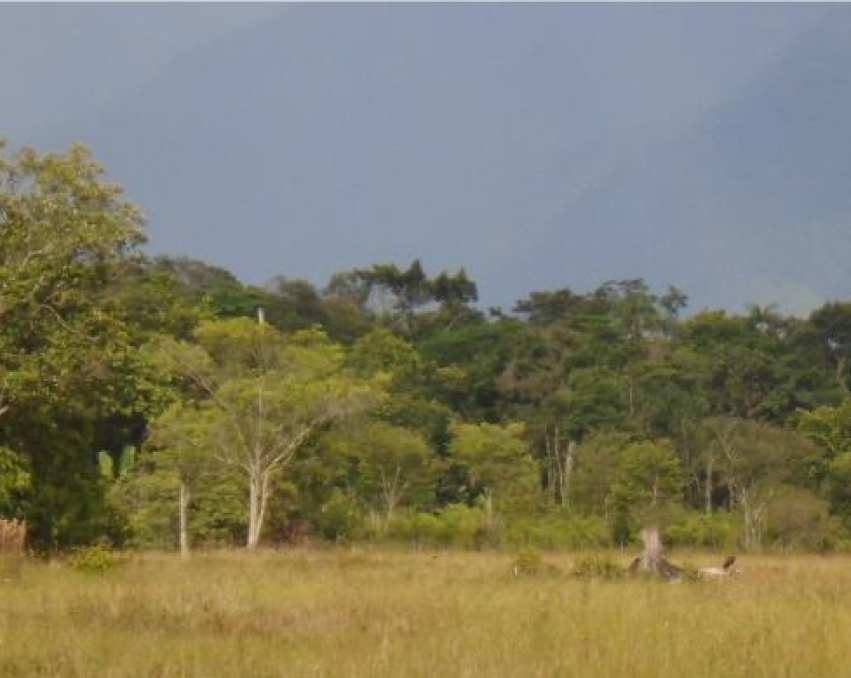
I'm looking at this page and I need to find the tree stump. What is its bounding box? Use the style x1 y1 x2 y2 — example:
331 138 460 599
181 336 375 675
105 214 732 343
628 526 683 580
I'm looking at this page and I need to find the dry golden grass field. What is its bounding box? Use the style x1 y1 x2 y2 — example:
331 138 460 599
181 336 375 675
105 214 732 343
0 548 850 677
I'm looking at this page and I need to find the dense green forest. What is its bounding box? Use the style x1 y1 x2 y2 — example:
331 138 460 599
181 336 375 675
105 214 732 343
3 142 851 553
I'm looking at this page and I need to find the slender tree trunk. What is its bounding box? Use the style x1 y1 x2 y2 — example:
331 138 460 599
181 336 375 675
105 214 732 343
247 472 262 549
257 473 271 543
740 489 756 551
179 481 191 559
563 440 575 509
381 467 401 524
837 355 849 395
246 468 273 549
705 454 714 515
483 489 494 528
545 430 557 501
547 427 565 506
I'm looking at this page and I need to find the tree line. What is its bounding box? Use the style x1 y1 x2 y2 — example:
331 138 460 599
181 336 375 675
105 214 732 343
3 142 851 553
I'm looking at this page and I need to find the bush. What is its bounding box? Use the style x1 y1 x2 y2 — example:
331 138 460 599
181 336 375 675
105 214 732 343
382 508 612 551
383 504 495 548
511 547 545 575
315 489 364 541
506 513 611 550
570 555 623 580
68 544 123 574
664 512 741 549
764 487 841 552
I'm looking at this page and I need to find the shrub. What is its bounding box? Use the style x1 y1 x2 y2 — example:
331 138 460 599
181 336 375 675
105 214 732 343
764 487 841 552
68 545 123 574
506 513 611 550
383 504 493 548
511 547 544 575
570 555 623 580
316 489 364 541
664 512 741 549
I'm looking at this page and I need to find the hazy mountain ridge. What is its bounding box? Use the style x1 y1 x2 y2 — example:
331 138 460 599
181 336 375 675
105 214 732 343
534 10 851 313
13 4 838 312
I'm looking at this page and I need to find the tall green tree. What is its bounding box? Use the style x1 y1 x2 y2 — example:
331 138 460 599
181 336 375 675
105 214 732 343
703 417 821 549
155 319 382 548
0 142 157 547
144 402 216 557
448 421 536 525
799 399 851 526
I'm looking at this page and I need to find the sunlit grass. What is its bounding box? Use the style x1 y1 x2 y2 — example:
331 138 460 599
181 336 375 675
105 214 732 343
0 548 849 677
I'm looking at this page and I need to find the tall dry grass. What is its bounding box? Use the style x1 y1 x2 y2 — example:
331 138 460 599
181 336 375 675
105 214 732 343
0 548 849 677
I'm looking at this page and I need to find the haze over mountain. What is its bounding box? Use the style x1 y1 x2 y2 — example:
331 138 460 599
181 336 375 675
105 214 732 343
534 13 851 314
4 3 845 313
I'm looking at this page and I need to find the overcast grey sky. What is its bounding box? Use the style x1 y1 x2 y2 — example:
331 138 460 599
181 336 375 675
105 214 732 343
1 3 820 137
2 3 846 313
0 3 284 138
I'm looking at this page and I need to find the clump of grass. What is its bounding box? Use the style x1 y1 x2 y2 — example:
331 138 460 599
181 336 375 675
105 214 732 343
676 561 702 583
511 547 560 576
570 554 624 580
511 546 544 575
68 544 124 574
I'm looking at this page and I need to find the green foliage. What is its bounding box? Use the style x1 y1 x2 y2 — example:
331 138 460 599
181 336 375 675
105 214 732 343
570 555 624 580
505 513 611 550
316 489 364 541
764 486 840 552
323 421 439 520
448 421 537 521
664 512 741 549
610 440 684 527
68 544 124 574
511 546 546 576
800 400 851 524
0 142 158 548
5 140 851 554
0 447 31 518
384 504 492 548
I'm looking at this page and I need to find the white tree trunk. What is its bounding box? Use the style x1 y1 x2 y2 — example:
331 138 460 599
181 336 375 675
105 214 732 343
381 466 402 523
483 489 494 527
705 454 714 515
247 473 262 549
179 481 191 559
562 440 575 509
246 468 273 549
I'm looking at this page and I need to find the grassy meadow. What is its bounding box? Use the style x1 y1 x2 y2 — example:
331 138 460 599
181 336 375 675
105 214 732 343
0 548 849 677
